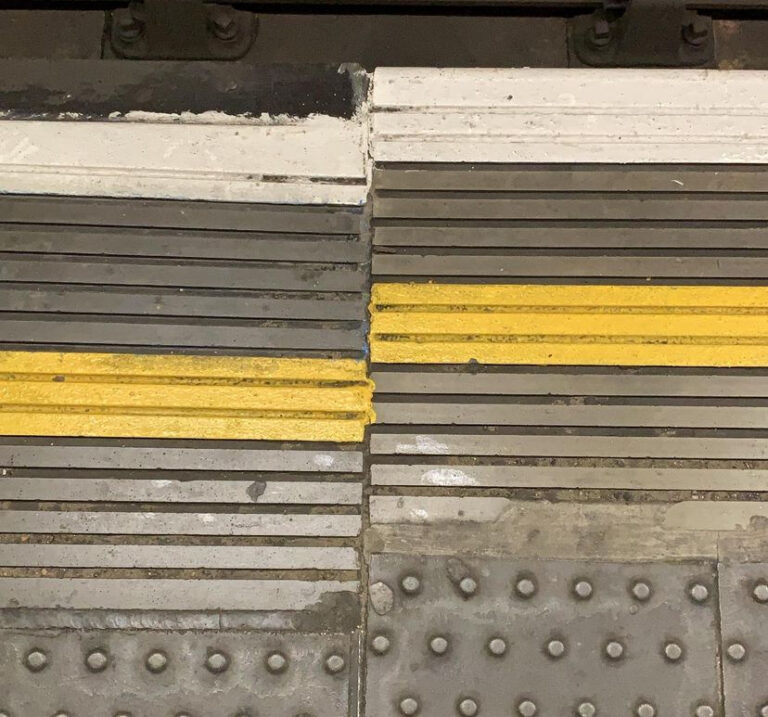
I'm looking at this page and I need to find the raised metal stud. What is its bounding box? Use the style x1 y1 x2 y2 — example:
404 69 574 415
759 704 768 717
24 649 48 672
265 651 288 673
573 580 593 599
636 703 656 717
663 642 683 662
205 651 229 674
399 697 420 716
576 702 596 717
753 582 768 603
689 584 710 603
694 705 715 717
457 698 479 716
631 581 652 602
145 651 168 673
459 577 478 597
401 575 421 595
604 640 624 660
429 636 449 655
325 654 346 674
52 713 71 717
487 638 507 656
518 700 537 717
726 642 746 662
546 639 566 659
85 648 109 673
114 713 133 717
371 635 391 655
515 577 537 599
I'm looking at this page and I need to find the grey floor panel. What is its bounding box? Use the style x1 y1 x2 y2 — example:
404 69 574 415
0 628 358 717
719 561 768 717
365 554 720 717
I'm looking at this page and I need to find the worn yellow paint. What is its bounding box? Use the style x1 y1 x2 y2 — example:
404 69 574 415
370 283 768 366
0 352 374 442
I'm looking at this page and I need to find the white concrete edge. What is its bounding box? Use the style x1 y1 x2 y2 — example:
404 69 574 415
0 114 367 205
5 68 768 204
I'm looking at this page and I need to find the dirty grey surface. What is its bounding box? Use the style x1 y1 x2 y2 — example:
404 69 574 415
719 561 768 717
366 554 721 717
0 628 357 716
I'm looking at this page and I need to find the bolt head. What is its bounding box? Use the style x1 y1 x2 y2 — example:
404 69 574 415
518 700 537 717
429 636 449 655
515 577 537 598
753 582 768 603
266 651 288 673
664 642 683 662
145 651 168 673
205 651 229 674
573 580 593 599
24 649 48 672
487 637 507 656
459 576 478 596
631 581 652 602
683 16 709 46
636 704 656 717
690 583 710 603
577 703 597 717
458 698 479 716
400 697 420 716
85 649 109 673
401 575 421 595
605 640 624 660
759 704 768 717
588 17 612 47
325 653 346 674
371 635 391 655
726 642 746 662
694 705 715 717
546 639 566 659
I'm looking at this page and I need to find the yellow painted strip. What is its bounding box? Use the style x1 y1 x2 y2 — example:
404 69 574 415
370 283 768 366
0 352 374 442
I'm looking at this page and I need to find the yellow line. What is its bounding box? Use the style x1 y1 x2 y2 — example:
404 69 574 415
371 283 768 366
0 352 374 442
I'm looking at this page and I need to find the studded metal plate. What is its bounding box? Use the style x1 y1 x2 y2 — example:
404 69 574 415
719 561 768 717
0 629 357 716
365 554 719 717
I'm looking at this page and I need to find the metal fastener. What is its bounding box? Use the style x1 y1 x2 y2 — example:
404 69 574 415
400 697 420 716
753 582 768 603
573 580 593 599
577 702 596 717
266 651 288 673
24 649 48 672
515 577 537 598
636 704 656 717
371 635 391 655
518 700 537 717
459 576 478 597
726 642 746 662
457 698 479 716
546 639 566 659
682 16 709 47
85 648 109 673
325 654 346 674
694 705 714 717
631 581 652 602
401 575 421 595
759 704 768 717
145 651 168 673
605 640 624 660
487 638 507 656
429 636 449 655
588 17 611 48
205 651 229 674
208 6 239 41
690 584 710 603
664 642 683 662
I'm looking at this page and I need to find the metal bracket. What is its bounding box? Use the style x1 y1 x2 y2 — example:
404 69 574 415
110 0 256 60
570 0 714 67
